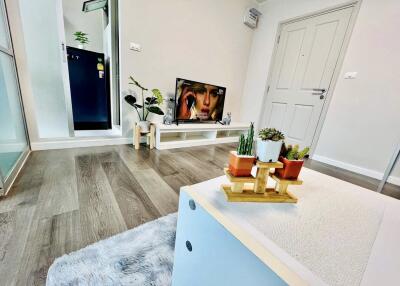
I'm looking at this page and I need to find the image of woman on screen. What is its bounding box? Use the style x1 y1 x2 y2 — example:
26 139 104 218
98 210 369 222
176 79 225 121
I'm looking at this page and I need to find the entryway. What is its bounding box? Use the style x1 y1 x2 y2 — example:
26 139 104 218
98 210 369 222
262 5 355 148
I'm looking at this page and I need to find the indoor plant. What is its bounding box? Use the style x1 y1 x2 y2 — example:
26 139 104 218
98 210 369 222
276 144 310 180
228 123 255 177
74 31 89 49
124 76 164 133
256 128 285 162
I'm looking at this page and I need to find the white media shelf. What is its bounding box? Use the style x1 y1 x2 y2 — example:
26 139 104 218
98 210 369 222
154 122 250 150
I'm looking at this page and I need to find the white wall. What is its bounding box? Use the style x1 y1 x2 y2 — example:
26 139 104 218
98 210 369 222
62 0 104 53
119 0 256 137
16 0 71 139
241 0 400 184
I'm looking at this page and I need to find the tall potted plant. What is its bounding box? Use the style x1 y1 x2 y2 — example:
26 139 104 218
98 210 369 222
228 123 255 177
124 76 164 133
276 144 310 180
74 31 89 49
256 128 285 162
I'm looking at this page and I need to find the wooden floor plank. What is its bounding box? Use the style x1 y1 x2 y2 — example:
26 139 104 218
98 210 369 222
75 154 127 245
0 209 30 286
102 159 161 228
134 168 179 216
37 159 79 218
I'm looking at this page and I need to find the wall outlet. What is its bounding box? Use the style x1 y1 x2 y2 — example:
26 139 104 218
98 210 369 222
344 72 358 79
130 42 142 52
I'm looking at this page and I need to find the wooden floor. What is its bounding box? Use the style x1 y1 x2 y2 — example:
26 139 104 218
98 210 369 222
0 143 398 285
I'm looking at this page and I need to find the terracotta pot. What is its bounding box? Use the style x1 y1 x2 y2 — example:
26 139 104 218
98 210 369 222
228 151 255 177
276 156 304 180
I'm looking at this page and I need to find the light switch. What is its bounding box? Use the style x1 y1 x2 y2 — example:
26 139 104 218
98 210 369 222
130 42 142 52
344 72 357 79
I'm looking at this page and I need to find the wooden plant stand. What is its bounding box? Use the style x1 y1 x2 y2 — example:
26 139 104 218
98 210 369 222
134 123 155 150
221 161 302 203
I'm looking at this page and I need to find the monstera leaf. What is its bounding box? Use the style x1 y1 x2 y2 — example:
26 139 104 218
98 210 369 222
151 89 163 104
147 106 164 115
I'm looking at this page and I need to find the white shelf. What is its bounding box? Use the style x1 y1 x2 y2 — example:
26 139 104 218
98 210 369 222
154 122 249 150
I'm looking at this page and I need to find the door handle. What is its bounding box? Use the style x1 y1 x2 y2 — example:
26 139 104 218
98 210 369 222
312 88 326 95
312 88 327 99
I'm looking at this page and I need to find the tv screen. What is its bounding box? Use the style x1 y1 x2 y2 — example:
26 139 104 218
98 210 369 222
175 78 226 122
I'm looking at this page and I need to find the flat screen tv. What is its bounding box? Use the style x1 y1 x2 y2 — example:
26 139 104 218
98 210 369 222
175 78 226 122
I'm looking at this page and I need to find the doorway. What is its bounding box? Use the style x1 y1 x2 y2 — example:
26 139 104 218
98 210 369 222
58 0 120 134
261 4 356 149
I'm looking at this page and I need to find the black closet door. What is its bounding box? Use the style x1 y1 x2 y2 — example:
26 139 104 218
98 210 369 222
67 46 111 130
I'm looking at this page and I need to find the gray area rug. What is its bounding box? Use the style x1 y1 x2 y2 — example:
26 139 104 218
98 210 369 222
47 213 177 286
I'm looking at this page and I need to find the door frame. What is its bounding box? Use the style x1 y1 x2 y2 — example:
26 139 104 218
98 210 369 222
258 0 362 157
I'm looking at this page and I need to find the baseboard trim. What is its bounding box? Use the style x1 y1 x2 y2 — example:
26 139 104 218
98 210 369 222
31 137 133 151
312 154 400 186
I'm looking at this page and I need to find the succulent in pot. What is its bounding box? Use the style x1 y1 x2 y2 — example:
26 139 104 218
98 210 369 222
228 123 255 177
256 128 285 162
276 144 310 180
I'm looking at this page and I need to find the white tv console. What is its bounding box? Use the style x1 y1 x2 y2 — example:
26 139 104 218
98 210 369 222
154 122 249 150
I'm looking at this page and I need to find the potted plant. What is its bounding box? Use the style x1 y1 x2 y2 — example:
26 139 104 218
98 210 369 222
74 31 89 49
124 76 164 133
276 144 310 180
256 128 285 162
228 123 255 177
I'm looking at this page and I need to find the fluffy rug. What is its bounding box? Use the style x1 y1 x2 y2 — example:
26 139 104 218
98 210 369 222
47 213 177 286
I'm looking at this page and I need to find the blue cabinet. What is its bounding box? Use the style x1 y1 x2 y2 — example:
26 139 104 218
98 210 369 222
172 191 287 286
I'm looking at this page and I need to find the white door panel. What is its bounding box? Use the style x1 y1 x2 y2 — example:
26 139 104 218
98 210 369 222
263 7 353 148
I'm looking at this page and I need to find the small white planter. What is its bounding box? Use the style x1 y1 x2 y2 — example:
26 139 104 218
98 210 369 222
256 138 283 162
138 120 150 133
78 44 85 49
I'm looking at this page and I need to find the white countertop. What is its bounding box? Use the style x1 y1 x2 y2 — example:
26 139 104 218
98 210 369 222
183 167 400 286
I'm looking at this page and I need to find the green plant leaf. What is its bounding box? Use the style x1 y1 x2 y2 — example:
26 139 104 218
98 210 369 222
151 89 163 104
124 95 136 107
147 106 164 115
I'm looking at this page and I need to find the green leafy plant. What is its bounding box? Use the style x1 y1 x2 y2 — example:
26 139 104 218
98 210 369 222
280 144 310 160
74 31 89 45
258 128 285 141
237 122 254 156
124 75 164 121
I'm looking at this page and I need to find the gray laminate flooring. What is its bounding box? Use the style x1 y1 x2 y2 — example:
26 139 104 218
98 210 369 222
0 143 398 285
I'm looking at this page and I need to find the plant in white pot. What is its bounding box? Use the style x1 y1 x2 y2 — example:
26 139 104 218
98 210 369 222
256 128 285 162
124 76 164 133
74 31 89 49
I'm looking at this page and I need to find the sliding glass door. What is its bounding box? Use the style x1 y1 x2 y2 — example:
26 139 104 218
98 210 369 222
0 0 29 194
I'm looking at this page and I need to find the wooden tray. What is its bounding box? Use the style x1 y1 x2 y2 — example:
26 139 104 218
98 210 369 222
221 184 298 203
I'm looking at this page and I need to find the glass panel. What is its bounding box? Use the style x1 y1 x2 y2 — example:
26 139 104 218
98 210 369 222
0 52 28 179
0 0 10 50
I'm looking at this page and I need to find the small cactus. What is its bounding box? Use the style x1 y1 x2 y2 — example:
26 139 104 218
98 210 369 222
281 144 310 160
237 123 254 156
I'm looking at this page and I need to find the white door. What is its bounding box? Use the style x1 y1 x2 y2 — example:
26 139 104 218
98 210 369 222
263 7 353 148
